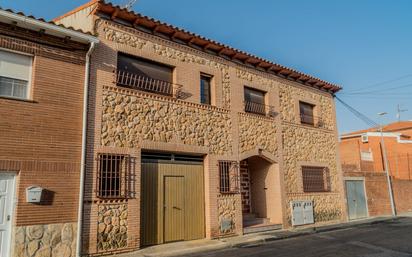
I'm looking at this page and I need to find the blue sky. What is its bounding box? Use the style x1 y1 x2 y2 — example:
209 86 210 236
2 0 412 134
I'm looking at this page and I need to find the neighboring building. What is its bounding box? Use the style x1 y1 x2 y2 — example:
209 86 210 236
340 121 412 220
56 0 346 255
0 8 97 257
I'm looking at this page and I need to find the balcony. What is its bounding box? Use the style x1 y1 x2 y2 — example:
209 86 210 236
115 69 182 98
300 114 325 128
244 101 276 117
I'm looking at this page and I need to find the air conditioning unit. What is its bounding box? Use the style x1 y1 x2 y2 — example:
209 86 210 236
361 134 369 143
291 200 314 226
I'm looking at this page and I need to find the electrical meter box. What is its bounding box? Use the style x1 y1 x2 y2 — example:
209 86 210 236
291 200 314 226
26 186 43 203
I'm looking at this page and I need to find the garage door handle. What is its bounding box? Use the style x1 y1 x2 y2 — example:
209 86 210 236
7 215 10 221
173 206 181 210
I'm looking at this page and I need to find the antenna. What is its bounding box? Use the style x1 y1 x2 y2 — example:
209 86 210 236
396 104 408 122
124 0 138 10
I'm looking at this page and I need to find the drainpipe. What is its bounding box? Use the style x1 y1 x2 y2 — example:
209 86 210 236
76 41 96 257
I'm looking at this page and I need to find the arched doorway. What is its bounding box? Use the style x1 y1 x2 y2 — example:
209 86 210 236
240 155 283 233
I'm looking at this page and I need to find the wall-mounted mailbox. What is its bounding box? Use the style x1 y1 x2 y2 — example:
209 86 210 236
26 186 43 203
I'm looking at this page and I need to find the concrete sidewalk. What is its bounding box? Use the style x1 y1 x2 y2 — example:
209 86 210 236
118 214 409 257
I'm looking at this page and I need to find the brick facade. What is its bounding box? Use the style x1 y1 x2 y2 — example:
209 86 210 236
0 19 93 257
341 122 412 217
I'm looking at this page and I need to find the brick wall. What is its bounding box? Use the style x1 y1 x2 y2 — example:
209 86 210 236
345 172 412 216
0 24 87 226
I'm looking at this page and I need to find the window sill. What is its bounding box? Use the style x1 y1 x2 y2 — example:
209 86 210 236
300 121 315 126
0 95 36 103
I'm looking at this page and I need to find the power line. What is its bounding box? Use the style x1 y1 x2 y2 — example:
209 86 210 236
339 95 412 100
341 82 412 95
343 73 412 94
335 95 379 128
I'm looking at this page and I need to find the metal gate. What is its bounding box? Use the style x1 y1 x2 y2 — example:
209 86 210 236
141 153 205 246
346 180 368 220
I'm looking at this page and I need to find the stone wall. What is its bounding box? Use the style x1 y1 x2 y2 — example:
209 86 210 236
97 203 128 252
217 195 238 235
282 121 343 224
282 126 339 193
101 88 233 155
279 84 335 131
102 21 231 110
287 193 342 224
13 223 76 257
238 113 278 156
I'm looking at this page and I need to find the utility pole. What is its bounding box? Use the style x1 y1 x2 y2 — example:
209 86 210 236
378 112 396 216
396 104 407 122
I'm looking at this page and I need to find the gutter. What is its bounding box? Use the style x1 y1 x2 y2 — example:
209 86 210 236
76 41 97 257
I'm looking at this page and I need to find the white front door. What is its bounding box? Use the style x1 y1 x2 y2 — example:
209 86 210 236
0 175 15 257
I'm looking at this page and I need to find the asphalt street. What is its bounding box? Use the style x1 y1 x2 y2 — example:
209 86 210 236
184 217 412 257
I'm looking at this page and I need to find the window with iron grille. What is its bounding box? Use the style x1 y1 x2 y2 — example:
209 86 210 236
116 53 179 97
96 154 134 199
302 166 331 193
219 161 240 194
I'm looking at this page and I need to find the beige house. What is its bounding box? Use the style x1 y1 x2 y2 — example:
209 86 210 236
56 0 346 255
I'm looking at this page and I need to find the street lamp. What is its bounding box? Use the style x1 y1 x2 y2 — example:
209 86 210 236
377 112 396 216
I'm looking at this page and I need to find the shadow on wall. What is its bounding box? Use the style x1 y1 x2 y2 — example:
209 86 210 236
39 189 55 205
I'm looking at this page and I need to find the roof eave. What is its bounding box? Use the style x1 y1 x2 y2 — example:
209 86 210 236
94 1 341 93
0 9 99 44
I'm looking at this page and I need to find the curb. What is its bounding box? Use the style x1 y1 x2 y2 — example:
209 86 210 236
125 216 403 257
229 216 399 249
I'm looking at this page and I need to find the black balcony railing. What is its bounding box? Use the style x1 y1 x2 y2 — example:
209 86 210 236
300 114 325 128
244 101 276 117
115 69 182 98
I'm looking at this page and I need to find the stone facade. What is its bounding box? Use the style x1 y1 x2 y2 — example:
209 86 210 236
217 195 238 235
239 113 278 155
95 20 344 234
101 87 233 155
54 8 345 255
279 84 335 130
97 204 128 251
95 20 344 236
13 223 77 257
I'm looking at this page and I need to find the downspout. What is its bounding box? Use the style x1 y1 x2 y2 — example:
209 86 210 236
76 41 96 257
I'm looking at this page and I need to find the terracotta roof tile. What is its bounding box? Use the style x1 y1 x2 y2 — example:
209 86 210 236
342 121 412 136
0 7 95 36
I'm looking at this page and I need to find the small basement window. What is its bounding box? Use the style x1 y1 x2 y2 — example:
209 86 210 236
302 166 331 193
96 153 134 199
219 161 240 194
0 50 32 99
